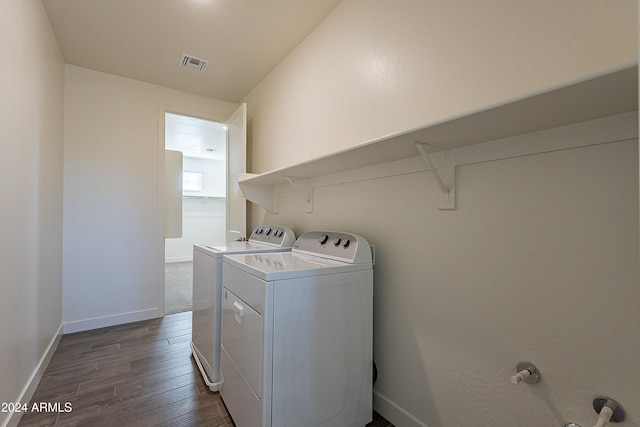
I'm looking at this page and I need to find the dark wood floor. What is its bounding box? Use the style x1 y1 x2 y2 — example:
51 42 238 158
19 311 393 427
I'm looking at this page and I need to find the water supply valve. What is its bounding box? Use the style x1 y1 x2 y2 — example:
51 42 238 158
592 397 625 427
510 362 540 384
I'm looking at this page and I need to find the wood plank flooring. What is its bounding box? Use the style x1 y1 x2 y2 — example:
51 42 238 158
19 311 393 427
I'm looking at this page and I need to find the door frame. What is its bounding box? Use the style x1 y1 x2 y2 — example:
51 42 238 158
157 104 230 317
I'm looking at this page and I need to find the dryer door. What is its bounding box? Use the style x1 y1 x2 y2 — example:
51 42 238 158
222 287 262 399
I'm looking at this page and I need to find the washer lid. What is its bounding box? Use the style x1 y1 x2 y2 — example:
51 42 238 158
223 251 372 281
193 225 296 256
194 241 291 257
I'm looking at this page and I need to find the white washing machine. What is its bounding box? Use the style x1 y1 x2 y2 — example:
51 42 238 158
191 225 296 392
220 231 373 427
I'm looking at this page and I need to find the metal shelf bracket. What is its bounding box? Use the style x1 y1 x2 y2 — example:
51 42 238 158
283 176 313 213
413 142 456 210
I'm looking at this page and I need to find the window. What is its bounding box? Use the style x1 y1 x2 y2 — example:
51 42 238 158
183 171 203 193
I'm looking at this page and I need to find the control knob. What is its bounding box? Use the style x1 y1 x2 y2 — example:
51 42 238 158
318 234 329 244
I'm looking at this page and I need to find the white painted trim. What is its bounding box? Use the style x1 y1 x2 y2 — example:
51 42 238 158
4 324 63 427
62 308 159 334
165 256 193 263
158 105 168 318
373 390 430 427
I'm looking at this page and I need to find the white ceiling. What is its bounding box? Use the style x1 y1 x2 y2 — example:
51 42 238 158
42 0 342 103
165 113 227 160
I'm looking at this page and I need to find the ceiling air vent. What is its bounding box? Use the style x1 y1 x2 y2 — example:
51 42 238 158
179 53 209 72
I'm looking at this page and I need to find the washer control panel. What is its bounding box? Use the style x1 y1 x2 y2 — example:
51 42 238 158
292 231 371 264
248 225 296 247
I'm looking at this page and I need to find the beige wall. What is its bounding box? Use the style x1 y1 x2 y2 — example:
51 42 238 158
0 0 65 425
245 0 637 174
63 65 237 332
242 1 639 426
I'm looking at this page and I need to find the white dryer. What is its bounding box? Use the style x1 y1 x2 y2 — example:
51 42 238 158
191 225 296 392
220 231 373 427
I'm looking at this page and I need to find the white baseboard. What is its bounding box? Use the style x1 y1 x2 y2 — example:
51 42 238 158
62 308 159 334
4 324 63 427
373 390 429 427
165 256 193 263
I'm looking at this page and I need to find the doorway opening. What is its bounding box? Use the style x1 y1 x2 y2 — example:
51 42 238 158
164 112 227 314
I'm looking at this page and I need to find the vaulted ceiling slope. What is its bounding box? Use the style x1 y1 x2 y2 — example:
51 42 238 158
42 0 342 103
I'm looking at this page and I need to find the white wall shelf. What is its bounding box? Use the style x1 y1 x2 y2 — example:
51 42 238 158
182 194 226 200
239 65 637 213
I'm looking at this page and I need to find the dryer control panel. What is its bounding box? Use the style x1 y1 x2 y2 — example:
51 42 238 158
248 225 296 247
292 231 371 264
